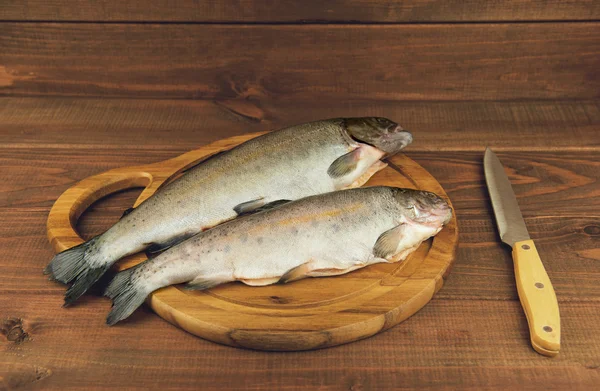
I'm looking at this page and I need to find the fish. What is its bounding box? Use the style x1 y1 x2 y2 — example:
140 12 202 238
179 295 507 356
104 186 452 325
45 118 413 305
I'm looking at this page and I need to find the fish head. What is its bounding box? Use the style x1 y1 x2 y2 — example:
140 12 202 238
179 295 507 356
393 189 453 227
343 117 413 156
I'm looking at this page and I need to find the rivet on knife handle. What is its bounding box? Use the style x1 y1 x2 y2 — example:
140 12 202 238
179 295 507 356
513 239 561 356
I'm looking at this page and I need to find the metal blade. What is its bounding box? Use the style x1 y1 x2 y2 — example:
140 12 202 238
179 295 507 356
484 148 530 247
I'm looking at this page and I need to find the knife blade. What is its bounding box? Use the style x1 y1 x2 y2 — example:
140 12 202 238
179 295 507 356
484 148 560 357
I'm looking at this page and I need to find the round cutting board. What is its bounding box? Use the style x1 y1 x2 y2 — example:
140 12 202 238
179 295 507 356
47 132 458 351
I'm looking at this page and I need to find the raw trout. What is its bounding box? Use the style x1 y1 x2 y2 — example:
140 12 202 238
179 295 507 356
105 186 452 325
46 118 413 304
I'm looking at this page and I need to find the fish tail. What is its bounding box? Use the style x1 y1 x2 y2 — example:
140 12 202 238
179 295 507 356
105 267 148 326
45 237 111 306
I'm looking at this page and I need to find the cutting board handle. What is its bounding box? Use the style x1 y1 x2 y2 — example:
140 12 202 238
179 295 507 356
46 166 156 253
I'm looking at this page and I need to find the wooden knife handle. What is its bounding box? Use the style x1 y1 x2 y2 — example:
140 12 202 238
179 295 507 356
513 239 561 356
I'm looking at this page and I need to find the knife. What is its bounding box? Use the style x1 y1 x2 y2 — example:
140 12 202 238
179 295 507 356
484 148 560 357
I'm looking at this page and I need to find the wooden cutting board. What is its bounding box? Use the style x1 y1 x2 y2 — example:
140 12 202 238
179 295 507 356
47 132 458 351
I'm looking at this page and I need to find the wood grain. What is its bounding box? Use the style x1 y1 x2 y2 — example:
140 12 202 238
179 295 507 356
1 97 599 151
1 23 599 100
2 298 599 390
1 145 598 387
1 0 599 22
1 95 598 386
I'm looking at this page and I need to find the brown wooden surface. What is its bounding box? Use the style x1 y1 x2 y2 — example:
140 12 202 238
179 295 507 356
1 96 599 388
2 98 599 152
2 0 600 22
1 23 599 100
1 0 599 384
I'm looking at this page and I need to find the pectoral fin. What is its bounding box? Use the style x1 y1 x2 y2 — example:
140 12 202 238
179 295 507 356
327 148 362 178
343 160 388 189
373 224 407 259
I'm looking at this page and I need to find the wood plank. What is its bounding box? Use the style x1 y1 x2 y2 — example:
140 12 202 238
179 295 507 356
1 97 598 151
1 23 599 100
1 0 599 22
1 296 599 390
412 151 600 217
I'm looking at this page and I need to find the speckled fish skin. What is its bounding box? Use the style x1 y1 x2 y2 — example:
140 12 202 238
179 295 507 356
46 118 413 305
105 186 452 325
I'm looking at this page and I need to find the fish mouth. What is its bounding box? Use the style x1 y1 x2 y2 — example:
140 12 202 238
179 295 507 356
342 123 413 157
435 205 453 225
428 204 453 226
411 199 453 227
381 126 413 152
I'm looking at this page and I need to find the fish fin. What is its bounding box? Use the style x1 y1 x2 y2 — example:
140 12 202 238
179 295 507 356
45 238 94 282
280 261 367 283
235 199 293 217
105 267 148 325
279 262 311 284
373 224 407 259
240 199 293 216
145 232 194 255
388 244 420 263
44 236 112 305
120 207 135 219
233 197 265 215
239 277 280 286
63 264 111 306
343 160 388 189
184 275 229 291
327 149 362 178
306 263 369 278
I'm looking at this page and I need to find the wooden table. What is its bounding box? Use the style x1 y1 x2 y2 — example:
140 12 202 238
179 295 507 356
1 1 599 389
1 97 598 390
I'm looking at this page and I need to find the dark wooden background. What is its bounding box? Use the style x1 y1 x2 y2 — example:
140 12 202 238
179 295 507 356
1 1 599 390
